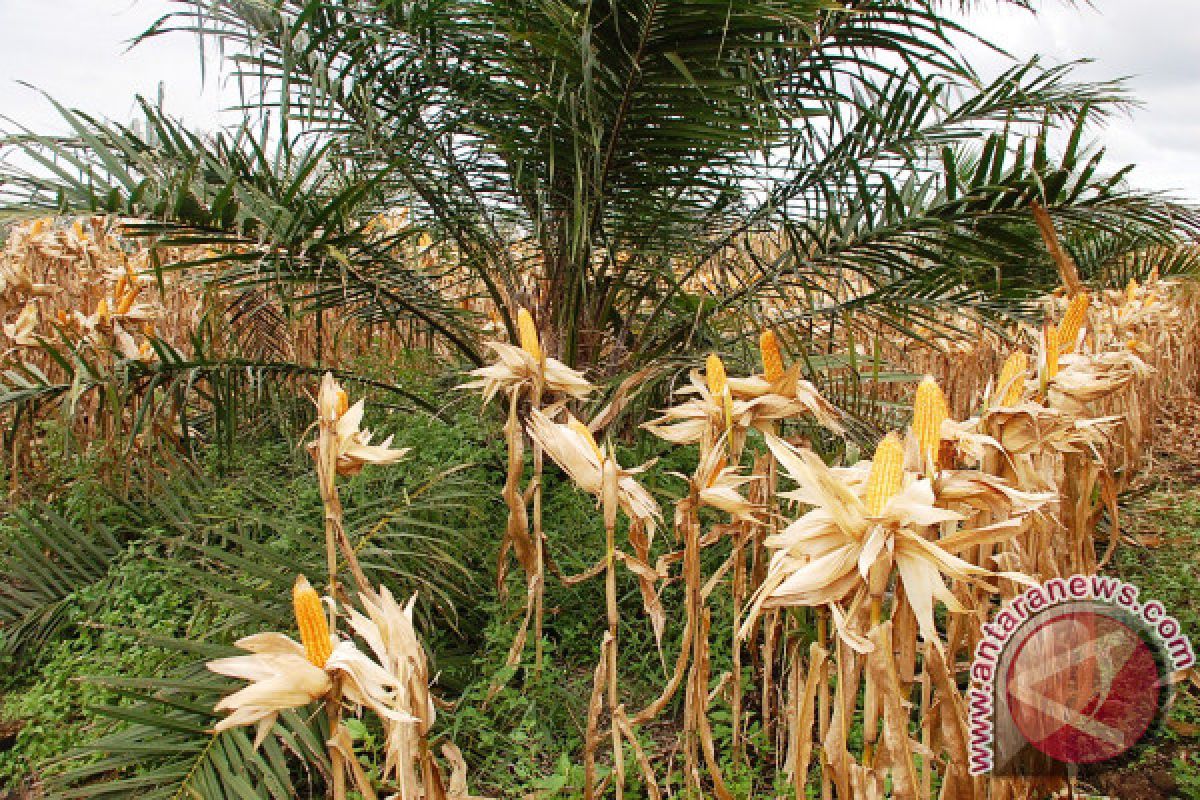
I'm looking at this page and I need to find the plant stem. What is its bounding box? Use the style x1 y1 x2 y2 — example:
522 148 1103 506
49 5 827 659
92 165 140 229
532 381 546 677
602 459 626 799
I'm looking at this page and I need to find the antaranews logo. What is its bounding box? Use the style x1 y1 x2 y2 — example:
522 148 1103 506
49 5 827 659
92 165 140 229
968 574 1194 777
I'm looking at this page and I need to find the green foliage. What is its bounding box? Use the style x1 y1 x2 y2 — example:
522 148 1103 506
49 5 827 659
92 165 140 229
0 374 498 797
1112 490 1200 641
1081 487 1200 797
0 323 437 468
0 543 226 787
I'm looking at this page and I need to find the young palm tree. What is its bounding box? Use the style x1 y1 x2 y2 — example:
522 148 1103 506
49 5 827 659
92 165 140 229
2 0 1195 378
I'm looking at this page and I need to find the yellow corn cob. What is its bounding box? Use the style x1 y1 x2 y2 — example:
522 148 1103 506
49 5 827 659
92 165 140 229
705 353 728 398
568 414 605 462
997 351 1028 407
116 283 142 315
1057 292 1089 354
865 432 904 516
1125 279 1139 303
1044 323 1060 379
335 387 350 418
706 353 733 434
30 218 47 236
517 308 543 362
912 376 948 470
759 330 785 383
95 297 110 323
293 575 332 668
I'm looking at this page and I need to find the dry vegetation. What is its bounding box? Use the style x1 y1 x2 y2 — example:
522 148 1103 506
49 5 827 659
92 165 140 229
0 209 1197 798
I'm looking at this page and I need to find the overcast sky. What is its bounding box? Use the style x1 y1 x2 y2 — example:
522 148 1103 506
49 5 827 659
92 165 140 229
2 0 1199 200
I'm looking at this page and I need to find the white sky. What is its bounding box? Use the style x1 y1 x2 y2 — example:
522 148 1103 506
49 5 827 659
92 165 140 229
950 0 1200 201
1 0 1198 200
0 0 225 131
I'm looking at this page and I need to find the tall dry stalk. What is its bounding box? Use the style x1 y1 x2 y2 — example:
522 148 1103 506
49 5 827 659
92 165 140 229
310 374 405 797
207 375 482 800
462 309 593 686
526 409 660 798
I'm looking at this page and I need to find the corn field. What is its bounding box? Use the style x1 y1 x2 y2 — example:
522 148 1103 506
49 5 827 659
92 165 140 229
0 204 1197 798
4 2 1200 798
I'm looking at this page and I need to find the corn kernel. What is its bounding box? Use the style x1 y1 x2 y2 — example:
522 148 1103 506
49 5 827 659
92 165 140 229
705 353 727 398
997 351 1028 407
1044 323 1060 379
1057 293 1089 354
759 330 785 383
865 432 904 516
912 376 948 470
293 575 332 668
116 284 142 315
517 308 543 362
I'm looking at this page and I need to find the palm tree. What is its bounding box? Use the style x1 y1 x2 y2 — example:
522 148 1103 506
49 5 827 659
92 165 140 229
2 0 1195 376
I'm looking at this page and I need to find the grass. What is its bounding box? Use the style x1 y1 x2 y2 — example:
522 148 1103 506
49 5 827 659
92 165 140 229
0 538 237 786
1086 480 1200 798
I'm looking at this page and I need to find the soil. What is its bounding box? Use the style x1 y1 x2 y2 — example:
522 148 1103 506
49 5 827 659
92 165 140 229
1072 395 1200 800
1082 745 1184 799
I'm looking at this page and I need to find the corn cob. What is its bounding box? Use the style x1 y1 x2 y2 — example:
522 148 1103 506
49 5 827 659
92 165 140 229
1044 323 1060 379
997 351 1028 407
706 352 734 434
95 297 110 324
1057 292 1089 354
568 414 605 462
865 432 904 516
335 387 350 418
912 376 948 470
705 353 728 398
759 330 785 383
517 308 543 362
293 574 332 668
1126 279 1139 303
116 283 142 315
